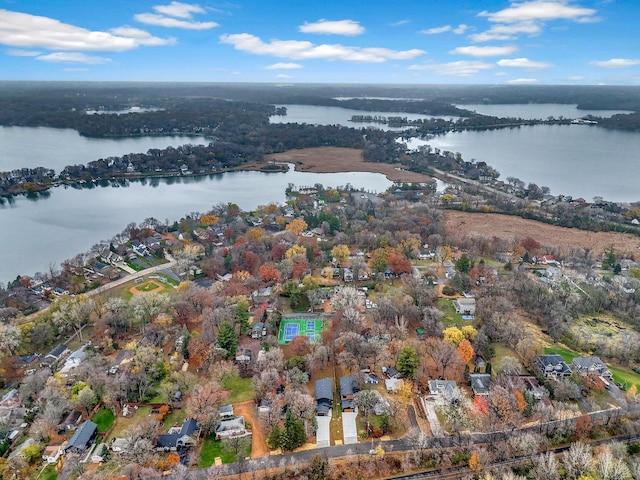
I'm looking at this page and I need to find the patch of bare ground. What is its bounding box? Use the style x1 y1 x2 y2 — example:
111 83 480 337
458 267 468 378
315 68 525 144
443 210 640 258
250 147 433 183
233 400 269 458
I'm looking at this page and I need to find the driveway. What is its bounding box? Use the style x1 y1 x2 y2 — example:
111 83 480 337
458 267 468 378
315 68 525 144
233 400 268 458
316 412 331 448
342 412 358 445
421 397 444 437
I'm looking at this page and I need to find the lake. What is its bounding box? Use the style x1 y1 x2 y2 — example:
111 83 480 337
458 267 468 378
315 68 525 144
270 104 458 131
0 168 391 283
0 126 207 171
404 124 640 202
454 103 632 120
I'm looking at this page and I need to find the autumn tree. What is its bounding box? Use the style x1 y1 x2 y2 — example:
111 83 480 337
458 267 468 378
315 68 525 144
52 295 94 342
285 244 307 259
443 327 464 345
286 219 308 236
387 249 412 275
457 339 474 363
422 337 461 380
331 244 351 266
258 264 281 284
185 381 227 435
200 215 219 226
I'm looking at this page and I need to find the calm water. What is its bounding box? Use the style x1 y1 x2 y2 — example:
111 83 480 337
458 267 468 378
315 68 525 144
454 103 632 120
0 168 391 283
404 124 640 202
270 104 458 131
0 126 207 171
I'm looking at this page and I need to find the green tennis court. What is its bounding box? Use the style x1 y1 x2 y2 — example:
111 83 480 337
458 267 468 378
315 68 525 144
279 318 323 344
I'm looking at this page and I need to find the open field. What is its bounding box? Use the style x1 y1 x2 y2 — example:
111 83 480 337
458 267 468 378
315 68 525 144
261 147 432 183
443 210 640 258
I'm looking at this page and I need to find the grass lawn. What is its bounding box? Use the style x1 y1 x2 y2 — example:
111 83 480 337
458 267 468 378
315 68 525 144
162 407 187 429
544 344 579 364
491 344 519 366
106 406 151 441
92 407 115 432
222 375 255 404
40 464 58 480
198 436 236 467
437 298 471 327
609 365 640 390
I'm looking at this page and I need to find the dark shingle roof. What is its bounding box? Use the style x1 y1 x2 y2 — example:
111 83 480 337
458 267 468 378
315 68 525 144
340 375 354 397
315 378 333 402
66 421 97 452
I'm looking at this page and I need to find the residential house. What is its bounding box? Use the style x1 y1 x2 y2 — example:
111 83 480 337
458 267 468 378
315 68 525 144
250 322 266 340
156 418 200 452
364 373 379 384
110 438 129 453
130 241 149 257
43 344 68 366
385 377 404 394
384 366 400 379
315 378 333 416
453 297 476 315
59 410 83 431
42 442 67 464
535 354 572 379
215 416 248 440
571 356 613 380
508 375 545 400
343 268 354 282
65 420 98 454
235 349 252 364
59 345 87 376
428 380 459 403
470 374 491 397
0 390 19 408
220 405 234 418
340 375 357 412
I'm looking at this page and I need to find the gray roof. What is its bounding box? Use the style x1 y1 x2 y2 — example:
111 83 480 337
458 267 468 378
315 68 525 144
470 374 491 395
537 354 572 375
571 356 612 376
46 344 68 359
66 421 97 452
315 378 333 402
340 376 354 397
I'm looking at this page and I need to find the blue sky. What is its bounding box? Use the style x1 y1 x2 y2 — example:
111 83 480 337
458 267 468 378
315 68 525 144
1 0 639 84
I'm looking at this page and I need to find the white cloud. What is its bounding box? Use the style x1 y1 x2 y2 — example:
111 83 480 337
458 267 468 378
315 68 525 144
265 62 303 70
63 67 89 71
219 33 424 63
109 27 177 46
450 45 518 57
134 13 218 30
420 25 451 35
495 71 509 76
409 60 493 77
298 20 364 36
590 58 640 68
5 49 41 56
390 20 410 27
276 73 292 79
507 78 540 84
479 1 597 24
469 21 542 42
0 9 174 51
153 2 206 19
453 24 469 34
497 57 552 69
36 52 112 64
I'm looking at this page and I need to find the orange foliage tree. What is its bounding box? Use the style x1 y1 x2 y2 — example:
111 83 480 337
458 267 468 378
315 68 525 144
457 339 474 363
258 264 281 284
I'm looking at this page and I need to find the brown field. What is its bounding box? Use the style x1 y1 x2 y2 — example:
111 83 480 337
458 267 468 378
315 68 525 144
259 147 431 183
443 210 640 257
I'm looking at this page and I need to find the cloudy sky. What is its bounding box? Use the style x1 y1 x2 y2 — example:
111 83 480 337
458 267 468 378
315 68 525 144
1 0 638 84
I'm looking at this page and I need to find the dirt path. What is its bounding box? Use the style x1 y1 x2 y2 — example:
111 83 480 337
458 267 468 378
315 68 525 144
234 400 269 458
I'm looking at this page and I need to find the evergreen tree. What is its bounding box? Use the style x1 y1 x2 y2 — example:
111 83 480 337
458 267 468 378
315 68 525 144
280 411 306 451
217 321 238 360
235 302 250 335
455 254 471 273
397 347 419 380
309 454 329 480
267 425 281 450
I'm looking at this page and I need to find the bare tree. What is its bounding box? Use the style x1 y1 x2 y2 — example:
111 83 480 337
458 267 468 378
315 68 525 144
562 442 593 480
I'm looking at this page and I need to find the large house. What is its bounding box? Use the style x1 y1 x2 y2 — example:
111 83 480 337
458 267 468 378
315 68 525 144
65 420 98 455
428 380 459 403
571 356 613 380
156 418 200 452
536 354 572 378
215 416 248 440
315 378 333 416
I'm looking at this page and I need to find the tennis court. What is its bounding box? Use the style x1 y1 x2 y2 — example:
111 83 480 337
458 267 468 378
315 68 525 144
279 317 323 344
